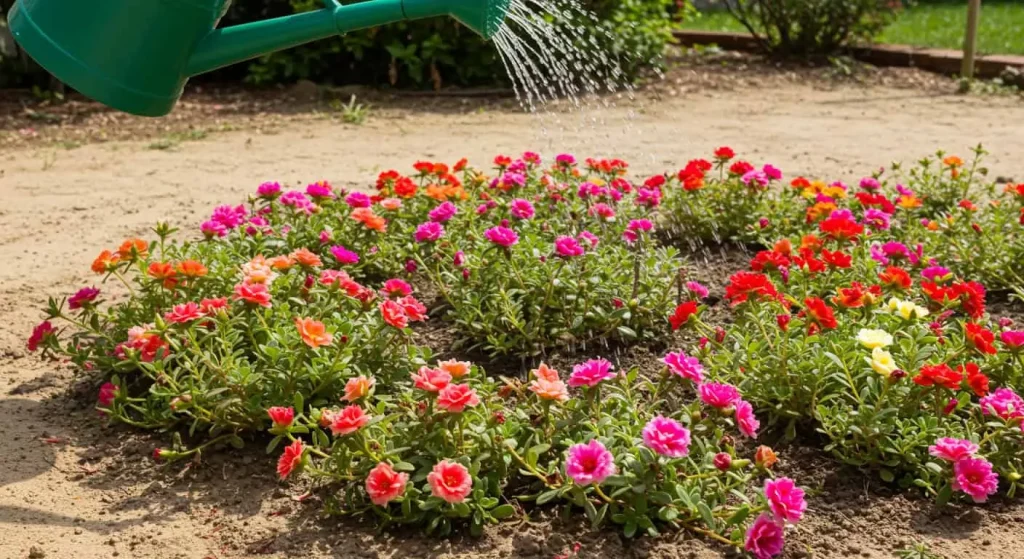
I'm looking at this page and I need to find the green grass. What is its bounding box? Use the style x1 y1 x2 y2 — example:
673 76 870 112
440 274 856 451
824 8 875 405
681 1 1024 55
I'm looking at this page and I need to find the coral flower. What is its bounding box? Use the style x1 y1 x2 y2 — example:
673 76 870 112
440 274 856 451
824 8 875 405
290 248 323 268
568 358 616 388
344 375 375 401
98 382 118 408
411 367 452 393
68 287 101 310
330 405 369 436
380 299 409 329
641 416 691 458
176 260 208 278
565 439 617 485
928 437 978 462
233 282 272 307
529 377 570 402
294 317 332 348
857 329 893 349
668 301 699 330
277 439 304 480
27 321 56 352
745 514 785 559
533 363 559 382
414 222 445 243
165 302 203 324
484 226 519 247
117 238 149 259
879 266 912 289
91 250 121 274
438 359 472 378
200 298 228 316
764 477 807 524
267 406 294 428
398 295 428 322
427 460 473 503
735 399 760 438
330 245 360 265
699 382 741 410
755 446 779 469
953 458 999 503
662 351 704 383
366 462 409 506
437 384 481 413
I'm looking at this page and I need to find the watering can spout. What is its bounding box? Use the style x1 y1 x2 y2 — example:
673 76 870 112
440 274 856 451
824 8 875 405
7 0 510 117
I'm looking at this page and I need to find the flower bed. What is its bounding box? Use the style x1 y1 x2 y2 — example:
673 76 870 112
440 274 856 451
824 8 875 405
27 149 1024 558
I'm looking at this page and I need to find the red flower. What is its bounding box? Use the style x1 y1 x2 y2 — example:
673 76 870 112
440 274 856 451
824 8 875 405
750 250 790 273
953 281 986 320
725 272 779 306
233 283 272 307
879 267 912 290
669 301 699 330
833 283 868 309
380 299 408 329
965 322 997 355
922 281 957 305
854 192 896 213
776 314 791 331
267 406 295 428
27 321 56 352
714 146 735 160
821 249 851 269
453 158 468 172
959 363 989 397
913 364 963 390
277 439 304 480
819 215 864 241
793 250 826 275
330 405 369 436
728 161 754 176
801 297 837 330
790 177 811 189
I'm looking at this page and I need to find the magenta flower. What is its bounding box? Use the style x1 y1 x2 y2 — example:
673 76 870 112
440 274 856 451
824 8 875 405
661 351 704 383
859 177 881 191
745 513 785 559
453 251 466 268
979 388 1024 421
280 190 314 213
686 281 709 299
735 399 760 438
475 204 490 216
257 181 282 198
555 153 577 167
68 287 101 310
896 183 914 196
567 358 616 388
764 478 806 524
554 236 585 258
742 170 769 189
97 382 118 408
627 219 653 232
306 182 334 199
635 187 662 208
1000 330 1024 349
211 204 247 229
762 164 782 181
578 231 599 249
414 222 444 243
330 245 360 265
345 191 371 208
953 457 1000 503
928 437 979 462
622 230 638 245
484 226 519 248
201 220 228 238
589 203 616 219
509 198 535 220
404 259 418 274
641 416 691 458
921 265 953 282
381 279 412 298
565 439 616 485
863 208 891 231
699 382 741 410
428 202 458 223
522 151 541 165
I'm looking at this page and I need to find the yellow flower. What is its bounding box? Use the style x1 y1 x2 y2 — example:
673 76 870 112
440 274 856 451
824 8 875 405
870 347 898 377
887 297 903 312
857 329 893 349
892 299 928 320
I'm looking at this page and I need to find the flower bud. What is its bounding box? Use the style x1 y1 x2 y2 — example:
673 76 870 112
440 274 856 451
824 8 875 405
713 453 732 471
714 327 727 344
1008 472 1022 482
718 434 735 448
890 369 907 381
405 259 418 273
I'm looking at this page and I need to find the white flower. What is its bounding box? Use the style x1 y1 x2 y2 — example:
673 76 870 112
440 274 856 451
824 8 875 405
857 329 893 349
870 347 898 377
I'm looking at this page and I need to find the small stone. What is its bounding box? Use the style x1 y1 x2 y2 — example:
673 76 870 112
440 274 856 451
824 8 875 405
28 547 46 559
74 528 83 535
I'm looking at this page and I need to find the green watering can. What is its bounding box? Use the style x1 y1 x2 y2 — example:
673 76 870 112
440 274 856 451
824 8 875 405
7 0 510 116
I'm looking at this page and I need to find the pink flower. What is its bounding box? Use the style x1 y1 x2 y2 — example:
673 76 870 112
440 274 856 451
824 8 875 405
686 281 709 299
641 416 691 458
484 226 519 247
863 208 891 231
929 437 979 462
427 460 473 503
233 283 272 307
1001 330 1024 350
345 191 371 208
735 399 760 438
277 439 304 480
211 204 247 229
555 153 576 167
98 382 118 407
921 265 952 282
257 181 282 198
381 278 412 298
699 382 742 410
453 251 466 268
68 287 101 310
952 457 999 503
365 462 409 506
764 477 806 524
329 405 369 436
306 181 334 199
627 219 653 232
763 164 782 181
267 406 294 428
27 321 56 352
565 439 617 485
201 220 228 238
554 236 585 258
713 452 732 471
330 245 360 265
411 367 452 393
567 358 616 388
745 514 785 559
164 302 203 324
428 202 458 223
662 351 704 383
414 222 444 243
589 203 616 219
578 231 599 249
436 384 481 413
860 177 880 191
509 198 535 219
979 388 1024 421
622 229 638 245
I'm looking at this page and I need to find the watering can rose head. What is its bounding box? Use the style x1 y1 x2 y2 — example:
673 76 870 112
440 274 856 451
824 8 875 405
8 0 510 116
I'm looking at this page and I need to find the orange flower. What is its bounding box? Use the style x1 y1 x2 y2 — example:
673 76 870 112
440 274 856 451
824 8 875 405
290 248 323 268
806 201 837 223
118 238 149 259
91 250 120 274
897 194 922 209
343 375 375 402
438 359 472 378
147 262 178 289
943 155 963 168
799 234 823 253
755 445 778 469
176 260 208 278
267 255 294 271
350 207 387 232
924 220 940 231
295 317 332 348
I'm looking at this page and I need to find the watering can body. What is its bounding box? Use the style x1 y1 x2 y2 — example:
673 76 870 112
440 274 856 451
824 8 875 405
8 0 508 116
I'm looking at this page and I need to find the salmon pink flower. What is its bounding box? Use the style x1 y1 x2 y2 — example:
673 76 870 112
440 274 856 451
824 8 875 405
411 367 452 393
329 405 369 436
398 295 428 322
745 514 785 559
588 203 616 219
366 463 409 506
509 199 535 219
554 236 585 258
414 222 445 243
764 478 805 524
565 439 616 485
662 351 704 383
641 416 691 458
165 302 203 324
529 376 569 402
484 226 519 247
699 382 741 410
380 299 408 329
428 202 458 223
117 238 149 260
437 384 481 413
953 457 999 503
669 301 699 329
568 358 615 388
290 248 322 268
427 460 473 503
438 359 472 378
735 399 760 438
98 382 118 408
277 439 304 480
755 446 778 469
929 437 978 462
381 279 412 298
343 376 375 402
68 287 101 310
330 245 360 265
267 406 294 428
27 321 55 352
979 388 1024 421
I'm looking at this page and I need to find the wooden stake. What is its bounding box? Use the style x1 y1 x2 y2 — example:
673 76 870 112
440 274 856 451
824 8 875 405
962 0 982 80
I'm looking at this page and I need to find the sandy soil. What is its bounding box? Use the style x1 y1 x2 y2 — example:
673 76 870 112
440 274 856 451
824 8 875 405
2 73 1024 559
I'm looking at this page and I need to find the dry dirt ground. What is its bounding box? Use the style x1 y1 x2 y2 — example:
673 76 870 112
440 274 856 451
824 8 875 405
2 61 1024 559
